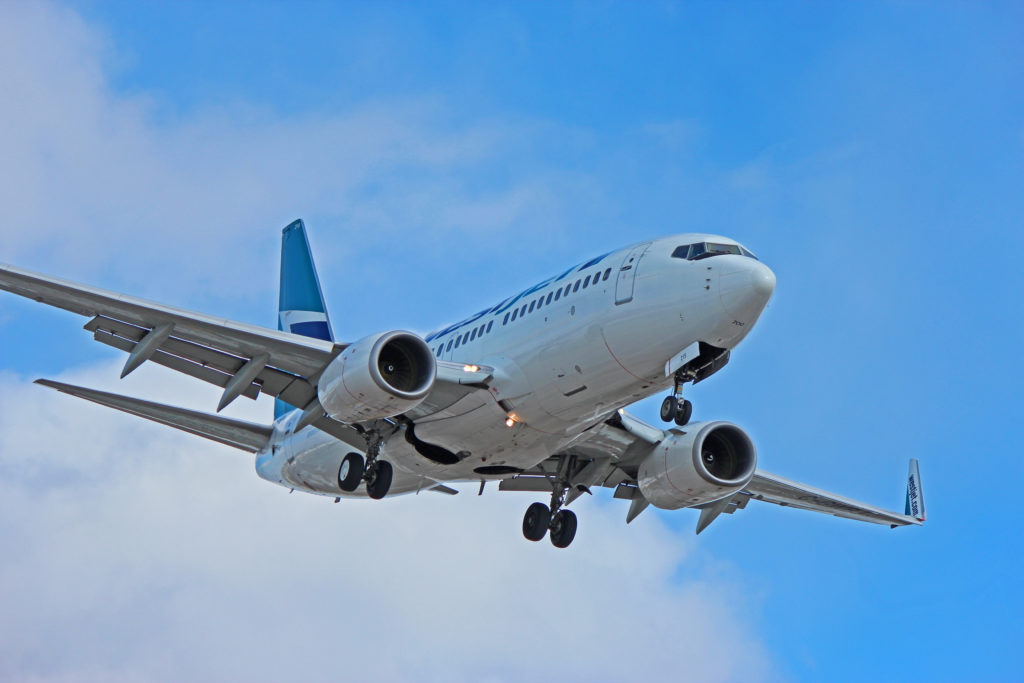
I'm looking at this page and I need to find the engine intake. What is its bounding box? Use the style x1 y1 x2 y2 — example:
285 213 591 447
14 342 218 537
637 421 756 510
318 330 435 423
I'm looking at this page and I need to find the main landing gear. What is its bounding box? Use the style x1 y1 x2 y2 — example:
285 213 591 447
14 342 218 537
521 456 579 548
337 431 394 499
660 370 693 426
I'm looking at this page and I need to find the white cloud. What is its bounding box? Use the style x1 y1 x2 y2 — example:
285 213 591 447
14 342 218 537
0 362 775 682
0 2 591 308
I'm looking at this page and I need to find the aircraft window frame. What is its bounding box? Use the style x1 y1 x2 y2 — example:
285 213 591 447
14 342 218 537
446 340 453 352
554 289 561 301
454 337 461 349
563 284 572 297
536 296 543 309
503 313 510 325
528 301 535 314
583 275 591 288
672 245 691 259
603 268 611 281
573 279 581 293
546 292 553 305
470 328 477 341
520 304 527 318
436 346 442 357
511 309 518 321
487 321 493 333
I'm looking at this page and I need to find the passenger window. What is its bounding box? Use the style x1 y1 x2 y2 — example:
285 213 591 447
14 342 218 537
564 284 572 297
536 296 543 309
672 245 691 259
511 309 518 321
573 279 581 293
503 313 509 325
546 292 553 305
528 301 535 313
487 321 493 333
554 289 561 301
520 304 527 317
470 328 477 341
446 340 453 352
436 346 442 357
583 275 591 288
603 268 611 281
454 337 461 349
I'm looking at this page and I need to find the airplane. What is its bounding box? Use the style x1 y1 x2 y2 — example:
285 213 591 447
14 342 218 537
0 220 925 548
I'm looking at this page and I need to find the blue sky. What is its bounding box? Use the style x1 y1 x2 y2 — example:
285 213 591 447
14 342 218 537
1 2 1022 681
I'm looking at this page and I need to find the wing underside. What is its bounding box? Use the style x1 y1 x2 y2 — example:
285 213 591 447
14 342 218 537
500 410 923 530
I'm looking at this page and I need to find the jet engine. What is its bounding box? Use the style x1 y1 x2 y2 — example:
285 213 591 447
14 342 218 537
317 330 436 423
637 421 757 509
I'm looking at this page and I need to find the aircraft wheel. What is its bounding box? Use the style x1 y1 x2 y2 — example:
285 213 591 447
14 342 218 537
674 399 693 427
660 396 678 422
338 452 364 492
522 502 551 541
549 509 578 548
366 460 393 500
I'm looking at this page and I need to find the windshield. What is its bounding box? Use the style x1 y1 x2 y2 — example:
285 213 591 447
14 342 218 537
672 242 758 261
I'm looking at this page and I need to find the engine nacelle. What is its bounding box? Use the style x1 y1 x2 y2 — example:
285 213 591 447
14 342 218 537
637 421 757 510
317 330 436 423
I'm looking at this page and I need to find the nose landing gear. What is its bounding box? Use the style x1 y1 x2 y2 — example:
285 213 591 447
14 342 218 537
660 370 694 426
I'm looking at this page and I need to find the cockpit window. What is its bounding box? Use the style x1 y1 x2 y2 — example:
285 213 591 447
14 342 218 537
672 241 757 261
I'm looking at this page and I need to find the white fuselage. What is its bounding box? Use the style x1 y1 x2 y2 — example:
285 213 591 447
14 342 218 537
255 234 776 497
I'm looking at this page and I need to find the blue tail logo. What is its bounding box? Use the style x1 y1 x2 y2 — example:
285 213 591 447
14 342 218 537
276 219 334 419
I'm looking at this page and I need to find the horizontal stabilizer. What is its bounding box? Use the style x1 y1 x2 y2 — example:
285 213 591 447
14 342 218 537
36 379 272 453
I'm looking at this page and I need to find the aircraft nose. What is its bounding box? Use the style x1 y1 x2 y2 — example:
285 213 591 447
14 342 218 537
751 261 776 299
719 258 775 321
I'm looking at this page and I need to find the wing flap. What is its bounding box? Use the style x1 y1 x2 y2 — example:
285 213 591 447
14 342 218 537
88 317 317 409
35 379 272 452
92 329 262 400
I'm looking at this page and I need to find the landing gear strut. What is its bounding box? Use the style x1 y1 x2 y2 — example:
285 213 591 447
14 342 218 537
521 456 579 548
660 370 694 426
360 430 393 499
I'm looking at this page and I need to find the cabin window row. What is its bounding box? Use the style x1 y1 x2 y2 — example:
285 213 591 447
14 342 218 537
502 267 612 326
432 265 614 357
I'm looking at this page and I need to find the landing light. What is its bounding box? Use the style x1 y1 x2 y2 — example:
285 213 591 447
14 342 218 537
463 364 480 373
505 416 516 428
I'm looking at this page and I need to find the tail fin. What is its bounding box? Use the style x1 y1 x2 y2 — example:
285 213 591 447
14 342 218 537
905 458 926 522
276 219 334 419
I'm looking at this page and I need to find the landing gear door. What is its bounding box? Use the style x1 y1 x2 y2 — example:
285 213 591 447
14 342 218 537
615 242 651 305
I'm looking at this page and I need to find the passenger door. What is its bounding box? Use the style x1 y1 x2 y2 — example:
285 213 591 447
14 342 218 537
614 242 651 304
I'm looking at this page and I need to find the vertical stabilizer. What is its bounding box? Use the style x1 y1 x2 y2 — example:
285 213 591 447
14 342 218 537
905 458 926 521
276 219 333 419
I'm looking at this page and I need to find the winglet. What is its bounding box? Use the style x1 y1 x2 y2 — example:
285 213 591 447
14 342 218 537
904 458 926 522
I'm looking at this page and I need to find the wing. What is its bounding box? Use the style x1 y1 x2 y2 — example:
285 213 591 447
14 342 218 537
500 410 924 532
743 465 925 527
0 263 338 412
1 264 496 444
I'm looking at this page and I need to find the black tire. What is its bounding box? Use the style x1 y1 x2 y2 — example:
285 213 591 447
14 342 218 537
366 460 393 500
660 396 678 422
674 399 693 427
338 452 364 492
522 502 551 542
549 509 578 548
